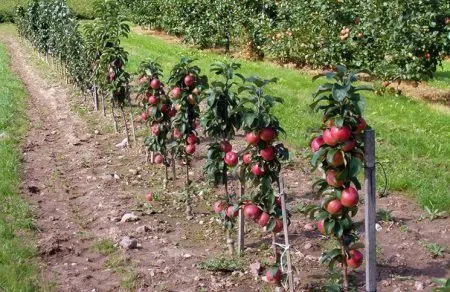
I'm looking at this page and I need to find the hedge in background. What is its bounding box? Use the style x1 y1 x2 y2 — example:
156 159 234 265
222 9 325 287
0 0 95 23
123 0 450 82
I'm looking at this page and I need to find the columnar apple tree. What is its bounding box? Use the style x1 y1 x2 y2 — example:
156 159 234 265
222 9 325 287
83 1 134 142
305 66 371 291
136 60 174 188
167 57 208 216
238 76 289 286
203 62 244 254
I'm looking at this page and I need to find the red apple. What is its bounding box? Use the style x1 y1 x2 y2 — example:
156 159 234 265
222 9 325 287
260 128 276 142
160 103 169 113
184 75 195 87
245 132 260 145
168 108 177 117
355 117 367 133
346 250 363 269
243 204 261 220
329 151 344 167
148 95 158 105
326 170 344 187
326 199 343 215
145 193 153 202
141 112 148 121
266 268 282 284
191 120 200 130
317 220 326 234
171 87 182 99
341 187 359 207
186 134 197 145
214 201 226 214
185 144 196 154
311 136 325 152
330 126 351 142
173 128 182 139
150 78 161 89
220 141 232 152
272 218 284 233
258 212 270 227
226 206 239 218
243 153 252 164
151 124 159 136
224 151 238 167
251 164 265 176
260 146 275 161
154 154 164 164
341 139 356 152
425 52 431 60
323 128 338 146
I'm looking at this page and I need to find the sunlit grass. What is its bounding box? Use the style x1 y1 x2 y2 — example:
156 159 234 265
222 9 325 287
0 42 39 290
428 60 450 90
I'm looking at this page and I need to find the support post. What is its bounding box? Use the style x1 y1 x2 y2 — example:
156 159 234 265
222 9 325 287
364 129 377 292
237 171 245 256
279 177 294 292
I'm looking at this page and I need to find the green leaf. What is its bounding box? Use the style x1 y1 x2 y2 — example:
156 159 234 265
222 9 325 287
311 147 327 167
334 116 344 127
348 156 362 178
332 83 348 102
325 219 335 235
326 148 338 164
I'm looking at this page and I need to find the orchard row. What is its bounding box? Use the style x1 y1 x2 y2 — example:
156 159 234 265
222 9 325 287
120 0 450 82
15 0 372 290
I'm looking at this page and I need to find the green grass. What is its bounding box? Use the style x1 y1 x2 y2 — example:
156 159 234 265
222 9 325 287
122 31 450 211
428 60 450 90
90 239 117 256
0 42 39 290
0 0 95 22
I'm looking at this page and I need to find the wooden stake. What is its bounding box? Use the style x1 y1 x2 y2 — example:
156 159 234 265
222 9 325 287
185 162 192 217
278 176 294 292
226 229 235 255
93 83 99 111
237 177 245 256
163 165 168 190
341 241 349 292
120 106 130 146
171 157 176 180
364 129 377 292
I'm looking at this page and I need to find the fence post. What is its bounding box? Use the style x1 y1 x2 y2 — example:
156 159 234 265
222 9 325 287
364 129 377 292
237 177 245 256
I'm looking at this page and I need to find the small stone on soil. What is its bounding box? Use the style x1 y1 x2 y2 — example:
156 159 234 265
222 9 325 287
121 212 139 222
303 242 312 250
136 225 150 233
101 174 114 181
415 281 425 290
120 236 138 249
376 223 383 231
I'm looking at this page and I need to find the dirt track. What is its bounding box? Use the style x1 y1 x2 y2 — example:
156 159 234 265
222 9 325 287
1 35 450 292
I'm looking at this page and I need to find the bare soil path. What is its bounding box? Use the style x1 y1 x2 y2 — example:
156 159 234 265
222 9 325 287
1 33 449 292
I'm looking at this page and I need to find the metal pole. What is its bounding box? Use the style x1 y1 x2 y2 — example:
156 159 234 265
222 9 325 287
364 129 377 292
